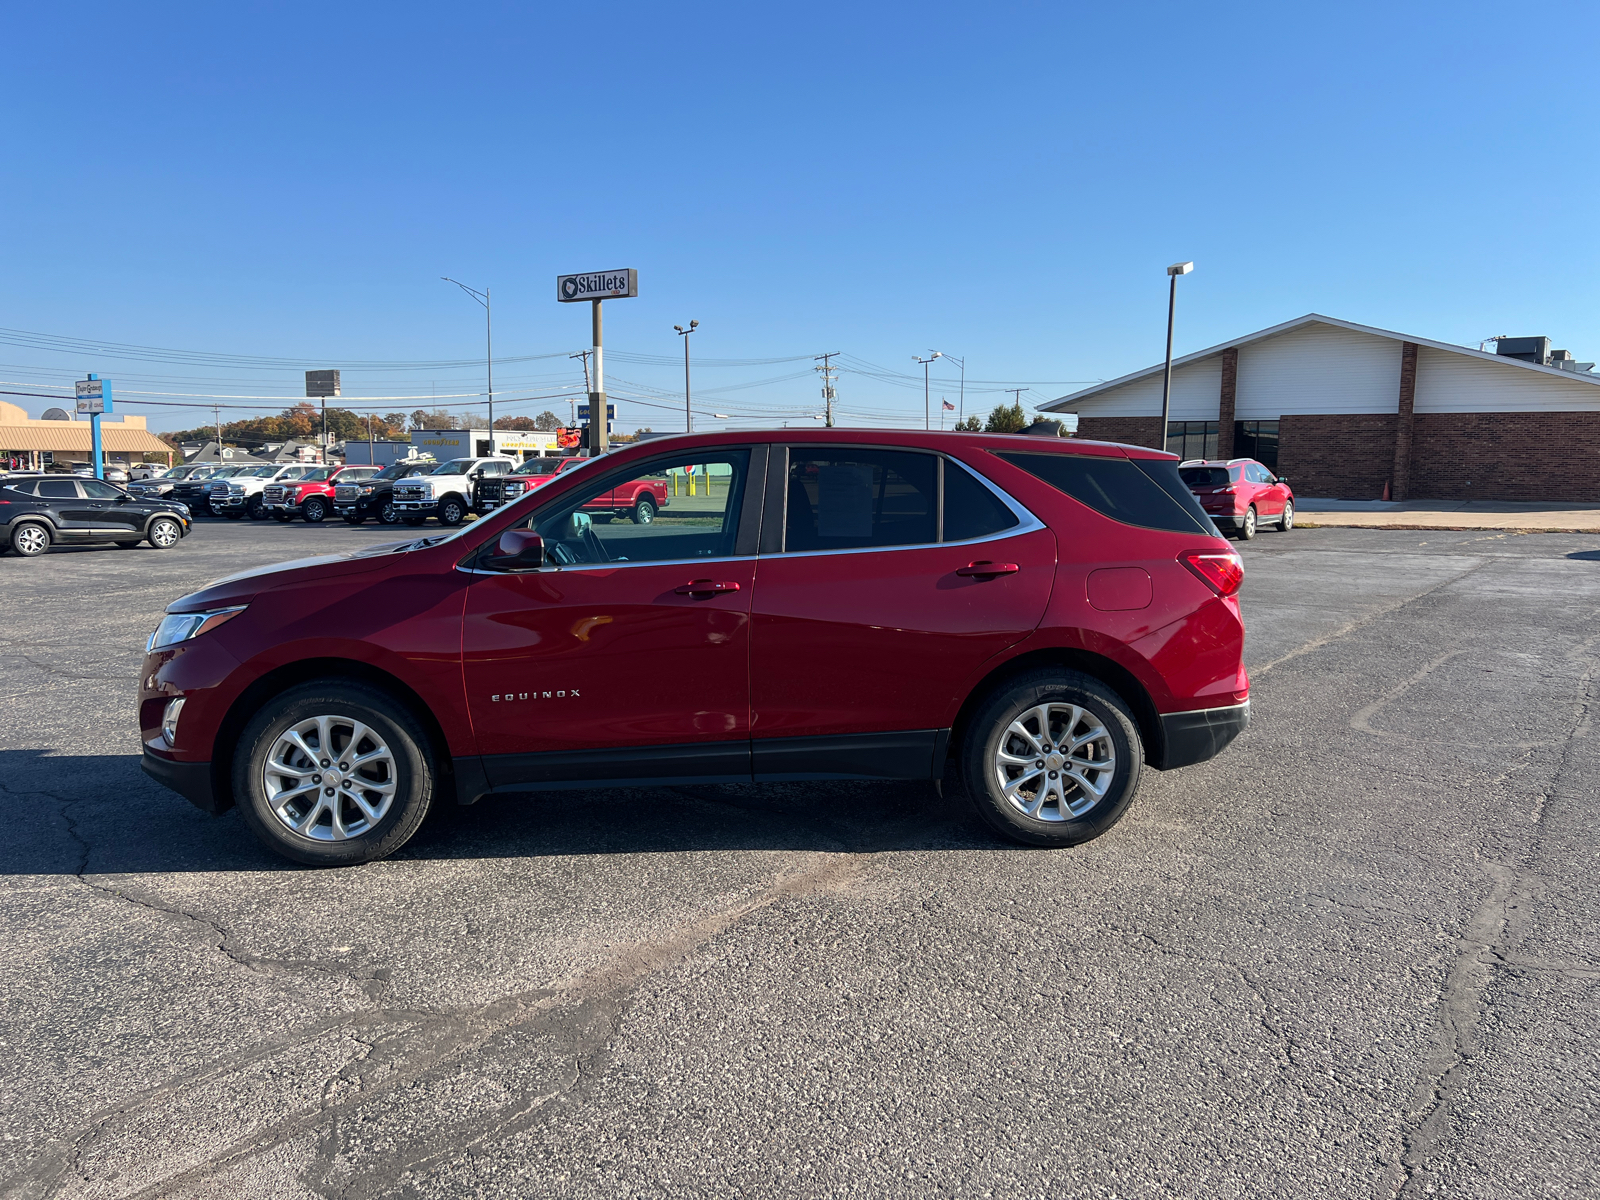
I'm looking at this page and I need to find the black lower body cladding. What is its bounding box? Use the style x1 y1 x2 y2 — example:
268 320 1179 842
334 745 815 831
1157 702 1250 769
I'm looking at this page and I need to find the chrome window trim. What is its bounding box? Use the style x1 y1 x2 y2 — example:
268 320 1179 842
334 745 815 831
767 451 1043 561
456 551 754 577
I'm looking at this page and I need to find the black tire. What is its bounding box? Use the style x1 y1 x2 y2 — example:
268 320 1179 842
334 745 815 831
303 497 329 523
10 521 51 557
437 496 466 526
378 502 400 525
960 669 1143 848
633 496 657 524
147 517 182 549
247 495 265 520
1277 501 1294 532
1237 505 1258 541
232 680 437 867
403 515 426 526
115 540 142 549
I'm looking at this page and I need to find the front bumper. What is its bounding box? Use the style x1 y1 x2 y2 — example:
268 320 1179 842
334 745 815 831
1157 701 1250 770
214 494 249 510
393 498 437 513
142 745 226 813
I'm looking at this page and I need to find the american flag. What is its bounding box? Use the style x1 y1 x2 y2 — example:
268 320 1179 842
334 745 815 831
942 400 955 411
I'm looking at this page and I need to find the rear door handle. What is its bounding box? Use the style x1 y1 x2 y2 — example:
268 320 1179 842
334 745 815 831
956 561 1019 579
675 580 742 596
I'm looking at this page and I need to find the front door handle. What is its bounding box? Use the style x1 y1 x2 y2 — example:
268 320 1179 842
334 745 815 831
675 579 742 596
956 561 1019 579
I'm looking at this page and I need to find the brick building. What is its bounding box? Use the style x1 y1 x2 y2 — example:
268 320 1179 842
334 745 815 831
1043 315 1600 501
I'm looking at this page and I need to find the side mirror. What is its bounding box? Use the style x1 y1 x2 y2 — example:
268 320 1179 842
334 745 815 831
566 511 592 539
488 529 544 570
1275 475 1289 485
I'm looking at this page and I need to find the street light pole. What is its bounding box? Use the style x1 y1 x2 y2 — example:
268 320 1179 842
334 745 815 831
1160 261 1194 454
443 277 493 447
913 352 942 430
674 320 699 432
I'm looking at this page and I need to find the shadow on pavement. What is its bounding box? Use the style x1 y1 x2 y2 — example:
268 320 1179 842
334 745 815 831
0 749 1002 876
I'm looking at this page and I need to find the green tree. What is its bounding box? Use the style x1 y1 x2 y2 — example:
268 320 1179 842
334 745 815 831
984 402 1028 433
953 414 982 432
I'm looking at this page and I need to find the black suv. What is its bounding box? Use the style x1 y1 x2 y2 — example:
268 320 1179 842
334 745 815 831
334 458 436 525
0 474 192 557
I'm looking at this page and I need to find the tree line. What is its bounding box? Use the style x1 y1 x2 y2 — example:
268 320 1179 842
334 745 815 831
160 403 566 448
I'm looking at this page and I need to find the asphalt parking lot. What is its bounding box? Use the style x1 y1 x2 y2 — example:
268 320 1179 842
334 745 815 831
3 517 1597 1198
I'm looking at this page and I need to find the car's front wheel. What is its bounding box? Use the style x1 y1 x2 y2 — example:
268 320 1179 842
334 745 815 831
960 669 1143 848
378 502 400 525
303 497 329 523
233 680 437 866
247 495 266 520
1278 501 1294 531
437 497 466 526
10 521 51 557
148 517 182 549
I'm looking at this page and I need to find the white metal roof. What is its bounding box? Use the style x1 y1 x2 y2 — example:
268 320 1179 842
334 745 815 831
1043 313 1600 410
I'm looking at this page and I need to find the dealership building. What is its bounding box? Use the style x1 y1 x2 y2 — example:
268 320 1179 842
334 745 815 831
0 400 174 472
1044 315 1600 501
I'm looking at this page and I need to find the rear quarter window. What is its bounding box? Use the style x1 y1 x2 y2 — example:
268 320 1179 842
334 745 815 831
996 451 1218 535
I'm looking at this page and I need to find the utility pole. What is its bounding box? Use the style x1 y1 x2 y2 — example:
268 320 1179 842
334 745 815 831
213 405 223 453
913 352 942 430
674 320 699 432
569 351 591 428
814 351 840 426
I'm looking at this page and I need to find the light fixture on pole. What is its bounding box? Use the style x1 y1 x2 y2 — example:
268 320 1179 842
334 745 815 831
674 321 698 432
913 351 942 430
443 278 493 441
1160 262 1194 455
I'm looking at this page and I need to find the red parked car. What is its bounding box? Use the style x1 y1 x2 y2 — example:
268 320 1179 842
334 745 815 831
264 464 381 524
1178 458 1294 540
139 430 1250 866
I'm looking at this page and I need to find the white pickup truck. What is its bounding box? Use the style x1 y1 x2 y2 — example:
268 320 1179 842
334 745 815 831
390 456 516 526
213 463 316 520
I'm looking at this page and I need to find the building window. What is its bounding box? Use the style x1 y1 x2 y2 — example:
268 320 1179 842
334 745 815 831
1234 421 1279 471
1165 421 1218 461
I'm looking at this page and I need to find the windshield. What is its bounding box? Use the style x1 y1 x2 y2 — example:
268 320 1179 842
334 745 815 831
1179 467 1232 488
511 458 567 476
374 459 424 479
429 458 475 476
246 466 277 477
301 467 335 482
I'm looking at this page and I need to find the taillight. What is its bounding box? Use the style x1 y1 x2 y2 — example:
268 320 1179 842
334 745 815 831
1180 549 1244 597
1213 486 1237 494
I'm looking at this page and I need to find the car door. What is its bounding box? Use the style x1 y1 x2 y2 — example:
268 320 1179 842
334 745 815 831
461 446 763 788
76 478 145 535
1246 463 1282 515
747 446 1056 779
35 478 97 531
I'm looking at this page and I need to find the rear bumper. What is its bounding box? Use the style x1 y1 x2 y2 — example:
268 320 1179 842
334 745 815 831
142 746 227 814
1204 512 1242 531
1157 702 1250 769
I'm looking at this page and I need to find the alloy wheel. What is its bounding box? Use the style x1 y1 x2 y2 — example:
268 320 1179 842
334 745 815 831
261 714 397 842
149 519 180 548
13 524 49 556
992 702 1117 821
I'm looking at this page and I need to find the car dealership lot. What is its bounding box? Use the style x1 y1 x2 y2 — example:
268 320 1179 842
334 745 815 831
2 522 1596 1198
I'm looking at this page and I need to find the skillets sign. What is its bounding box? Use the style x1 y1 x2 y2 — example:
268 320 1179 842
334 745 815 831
556 270 638 302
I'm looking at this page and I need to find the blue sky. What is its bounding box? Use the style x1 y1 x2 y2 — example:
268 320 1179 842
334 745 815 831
2 1 1596 433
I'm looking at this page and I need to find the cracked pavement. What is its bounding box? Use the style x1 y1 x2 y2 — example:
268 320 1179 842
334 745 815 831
2 520 1597 1198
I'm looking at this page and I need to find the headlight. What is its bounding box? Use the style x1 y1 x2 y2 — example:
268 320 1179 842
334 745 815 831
359 485 375 494
147 605 248 652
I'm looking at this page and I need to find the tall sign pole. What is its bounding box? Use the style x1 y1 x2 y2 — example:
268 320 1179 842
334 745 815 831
1160 261 1194 454
306 370 341 461
558 270 637 455
75 375 112 479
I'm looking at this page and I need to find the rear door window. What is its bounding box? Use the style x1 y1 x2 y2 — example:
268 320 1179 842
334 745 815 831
785 450 936 551
996 451 1215 535
943 460 1020 542
37 479 81 499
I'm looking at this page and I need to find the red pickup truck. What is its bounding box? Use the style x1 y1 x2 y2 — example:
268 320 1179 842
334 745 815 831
265 464 380 523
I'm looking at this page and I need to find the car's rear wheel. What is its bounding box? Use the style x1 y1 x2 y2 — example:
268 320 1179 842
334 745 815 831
1238 505 1257 540
437 497 465 526
148 517 182 549
303 497 329 523
1278 501 1294 531
633 496 656 524
233 681 436 867
10 522 51 557
960 669 1143 848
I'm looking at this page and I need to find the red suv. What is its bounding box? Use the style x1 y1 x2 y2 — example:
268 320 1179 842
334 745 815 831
1178 459 1294 540
139 431 1250 866
264 464 381 523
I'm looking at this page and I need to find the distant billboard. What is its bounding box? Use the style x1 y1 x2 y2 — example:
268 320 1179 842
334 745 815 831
305 369 341 398
557 270 638 302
